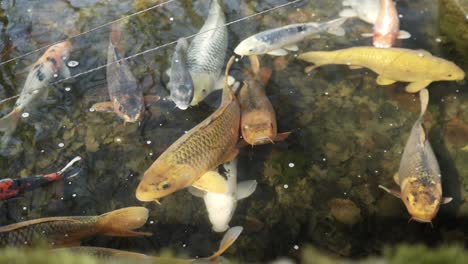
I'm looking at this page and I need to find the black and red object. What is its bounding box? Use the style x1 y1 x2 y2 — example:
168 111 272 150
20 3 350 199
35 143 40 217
0 156 82 200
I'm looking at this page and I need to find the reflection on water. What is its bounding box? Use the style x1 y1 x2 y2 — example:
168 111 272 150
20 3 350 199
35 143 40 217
0 0 467 262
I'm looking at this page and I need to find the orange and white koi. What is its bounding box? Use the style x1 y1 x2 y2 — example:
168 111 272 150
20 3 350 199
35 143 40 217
0 41 72 137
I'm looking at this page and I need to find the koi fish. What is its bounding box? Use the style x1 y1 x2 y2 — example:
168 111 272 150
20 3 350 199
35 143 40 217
379 89 452 223
0 156 81 200
187 0 228 106
52 226 243 263
189 159 256 232
239 55 290 145
297 47 465 93
234 17 347 57
167 38 194 110
339 0 410 44
0 207 151 247
0 41 71 138
92 25 159 122
136 56 241 202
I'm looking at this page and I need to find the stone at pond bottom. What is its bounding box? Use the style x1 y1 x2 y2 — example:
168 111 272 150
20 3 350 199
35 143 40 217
328 198 362 226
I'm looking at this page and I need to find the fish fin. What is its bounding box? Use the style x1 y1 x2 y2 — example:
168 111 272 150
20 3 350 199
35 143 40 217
236 180 257 200
207 226 243 261
274 132 291 142
339 9 357 18
59 65 71 79
165 67 171 77
97 207 152 237
267 49 288 56
419 88 429 118
188 186 206 198
143 95 161 105
91 102 114 112
297 51 329 69
397 30 411 39
442 197 453 204
0 108 21 133
283 44 299 52
378 185 401 199
248 55 261 76
361 32 373 38
327 26 345 37
393 172 400 185
348 65 363 70
405 81 432 93
192 171 228 194
376 76 397 85
304 65 320 73
223 148 239 163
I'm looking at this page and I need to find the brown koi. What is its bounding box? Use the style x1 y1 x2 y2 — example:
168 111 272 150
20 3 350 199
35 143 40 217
239 55 290 145
135 56 241 202
0 207 151 247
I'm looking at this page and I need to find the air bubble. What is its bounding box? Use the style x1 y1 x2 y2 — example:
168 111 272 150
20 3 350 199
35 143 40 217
115 137 122 143
58 142 65 148
283 184 289 189
23 206 27 210
149 152 153 156
21 112 30 118
53 73 59 78
293 245 299 250
146 140 152 145
67 61 79 68
150 221 154 224
89 108 96 112
435 37 442 43
65 87 71 92
72 193 77 198
288 163 295 168
169 17 174 21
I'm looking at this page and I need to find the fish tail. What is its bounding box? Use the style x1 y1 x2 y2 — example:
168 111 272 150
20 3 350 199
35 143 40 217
207 226 243 261
96 207 152 237
325 17 347 36
0 108 21 134
419 88 429 119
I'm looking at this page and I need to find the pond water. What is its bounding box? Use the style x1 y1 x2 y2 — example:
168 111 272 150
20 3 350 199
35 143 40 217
0 0 467 262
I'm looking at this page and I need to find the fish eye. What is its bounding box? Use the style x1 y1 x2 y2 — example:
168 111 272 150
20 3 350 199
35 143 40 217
447 74 452 77
202 89 206 93
406 197 410 202
161 183 171 190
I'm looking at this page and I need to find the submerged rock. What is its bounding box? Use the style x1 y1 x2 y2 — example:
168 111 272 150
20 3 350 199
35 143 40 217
328 198 361 226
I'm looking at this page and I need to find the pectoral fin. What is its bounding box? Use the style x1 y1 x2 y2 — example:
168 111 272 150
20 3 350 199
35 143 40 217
442 197 453 204
393 173 400 185
378 185 401 199
327 26 345 36
274 132 291 142
192 171 228 194
397 30 411 39
376 76 397 85
283 45 299 52
267 49 288 56
92 102 114 112
304 65 320 73
236 180 257 200
405 81 432 93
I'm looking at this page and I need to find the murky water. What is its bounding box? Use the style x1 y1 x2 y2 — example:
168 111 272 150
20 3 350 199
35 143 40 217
0 0 467 262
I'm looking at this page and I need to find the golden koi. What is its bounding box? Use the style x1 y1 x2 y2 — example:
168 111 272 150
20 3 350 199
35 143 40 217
135 56 241 202
298 47 465 93
379 89 452 223
0 207 151 247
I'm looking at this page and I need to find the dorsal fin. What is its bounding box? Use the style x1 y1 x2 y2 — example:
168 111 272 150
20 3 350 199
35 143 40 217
0 217 81 232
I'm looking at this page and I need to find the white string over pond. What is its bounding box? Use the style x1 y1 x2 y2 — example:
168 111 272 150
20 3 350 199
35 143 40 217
0 0 303 105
